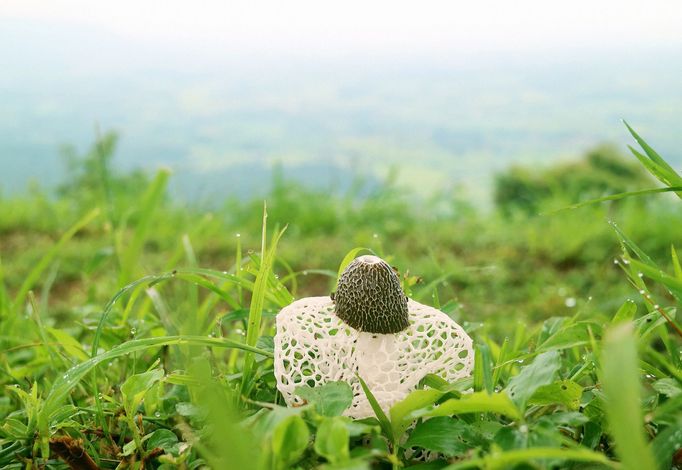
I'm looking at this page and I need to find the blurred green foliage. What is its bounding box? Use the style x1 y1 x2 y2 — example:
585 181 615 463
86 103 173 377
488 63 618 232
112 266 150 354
494 144 652 216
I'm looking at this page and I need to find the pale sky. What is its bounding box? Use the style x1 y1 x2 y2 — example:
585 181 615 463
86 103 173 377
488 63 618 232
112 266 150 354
3 0 682 59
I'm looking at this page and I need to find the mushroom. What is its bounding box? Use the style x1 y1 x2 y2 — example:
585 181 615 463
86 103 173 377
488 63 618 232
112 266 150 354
274 255 474 419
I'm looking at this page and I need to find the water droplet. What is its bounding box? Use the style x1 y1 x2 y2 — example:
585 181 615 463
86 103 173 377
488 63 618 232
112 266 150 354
154 411 161 418
274 274 279 279
613 259 620 265
303 271 308 276
222 271 228 275
565 297 577 308
639 289 645 294
587 296 593 301
235 233 241 238
637 272 644 278
130 328 137 336
653 304 660 309
622 258 630 265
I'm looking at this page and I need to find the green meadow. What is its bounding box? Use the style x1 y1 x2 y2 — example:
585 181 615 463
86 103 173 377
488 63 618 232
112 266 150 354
0 124 680 469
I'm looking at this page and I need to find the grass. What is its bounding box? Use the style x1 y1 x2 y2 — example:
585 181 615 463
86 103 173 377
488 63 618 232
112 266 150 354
0 125 680 469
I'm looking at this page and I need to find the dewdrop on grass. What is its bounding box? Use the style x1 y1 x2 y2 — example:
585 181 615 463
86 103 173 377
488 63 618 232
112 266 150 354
274 255 474 419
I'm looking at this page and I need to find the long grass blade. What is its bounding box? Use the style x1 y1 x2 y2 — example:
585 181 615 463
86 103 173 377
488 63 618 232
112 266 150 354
600 323 657 470
117 169 170 286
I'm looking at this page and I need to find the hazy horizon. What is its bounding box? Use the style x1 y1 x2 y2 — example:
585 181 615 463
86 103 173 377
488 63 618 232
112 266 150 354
2 2 681 203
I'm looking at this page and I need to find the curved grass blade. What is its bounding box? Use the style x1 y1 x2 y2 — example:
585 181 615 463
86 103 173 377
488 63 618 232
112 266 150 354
42 335 270 424
544 186 682 214
624 121 681 180
444 446 618 469
336 247 372 285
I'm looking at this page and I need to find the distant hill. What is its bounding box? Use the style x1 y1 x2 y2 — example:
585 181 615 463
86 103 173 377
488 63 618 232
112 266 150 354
1 19 681 201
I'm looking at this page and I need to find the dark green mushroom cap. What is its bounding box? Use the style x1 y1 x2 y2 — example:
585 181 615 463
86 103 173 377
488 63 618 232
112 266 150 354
332 255 409 334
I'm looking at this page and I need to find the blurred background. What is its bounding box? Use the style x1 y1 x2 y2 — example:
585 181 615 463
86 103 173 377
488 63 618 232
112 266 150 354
2 1 681 202
1 1 682 328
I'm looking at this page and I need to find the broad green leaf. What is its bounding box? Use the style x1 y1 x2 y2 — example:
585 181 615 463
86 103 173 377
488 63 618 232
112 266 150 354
314 417 350 464
272 415 309 468
505 351 561 410
121 369 164 415
651 424 682 470
390 388 445 438
146 429 180 455
417 391 521 421
528 380 583 410
600 323 656 470
404 417 472 456
652 378 682 398
294 381 353 417
536 323 599 352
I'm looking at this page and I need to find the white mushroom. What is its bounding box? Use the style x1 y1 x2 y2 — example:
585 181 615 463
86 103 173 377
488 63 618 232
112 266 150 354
274 255 474 419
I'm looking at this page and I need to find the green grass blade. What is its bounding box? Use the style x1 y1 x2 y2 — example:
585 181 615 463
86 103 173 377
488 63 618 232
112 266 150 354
117 168 170 286
357 375 394 443
624 121 681 180
628 145 678 187
473 342 494 394
546 186 682 213
13 208 100 312
610 220 657 266
630 259 682 304
241 203 287 395
0 253 8 318
600 323 657 470
335 247 372 285
672 245 682 280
